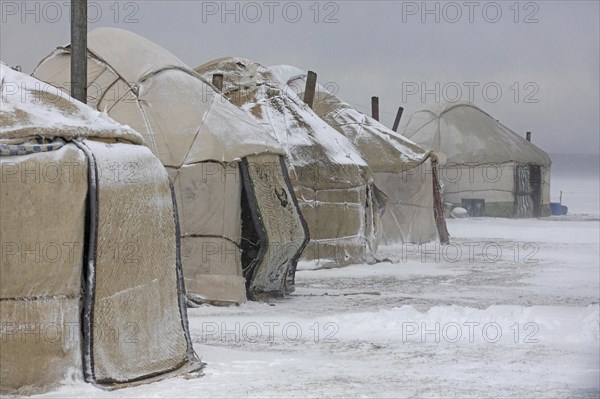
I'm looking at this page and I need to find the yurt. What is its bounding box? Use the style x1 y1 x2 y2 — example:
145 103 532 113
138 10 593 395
402 101 551 217
270 65 449 244
195 58 383 268
33 28 308 301
0 63 201 395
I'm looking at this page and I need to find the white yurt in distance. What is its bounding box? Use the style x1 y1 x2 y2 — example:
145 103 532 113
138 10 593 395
402 101 551 217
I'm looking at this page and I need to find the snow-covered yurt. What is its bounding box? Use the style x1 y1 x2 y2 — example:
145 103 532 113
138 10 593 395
195 58 382 268
0 63 201 395
402 101 551 217
33 28 308 302
270 66 449 244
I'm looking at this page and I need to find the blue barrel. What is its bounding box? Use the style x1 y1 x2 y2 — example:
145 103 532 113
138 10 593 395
560 205 568 215
550 202 562 215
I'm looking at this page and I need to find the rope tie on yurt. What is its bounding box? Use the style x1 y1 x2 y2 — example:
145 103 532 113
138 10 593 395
0 137 66 156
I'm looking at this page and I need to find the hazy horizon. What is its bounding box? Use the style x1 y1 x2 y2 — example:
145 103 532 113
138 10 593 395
1 0 598 155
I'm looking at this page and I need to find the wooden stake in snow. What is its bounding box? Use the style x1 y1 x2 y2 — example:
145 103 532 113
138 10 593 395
371 96 379 121
431 156 450 244
212 73 224 91
303 71 317 109
71 0 87 103
392 106 404 132
526 131 532 142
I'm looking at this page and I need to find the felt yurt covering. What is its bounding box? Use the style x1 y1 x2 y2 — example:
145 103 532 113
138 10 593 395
270 65 448 244
402 101 551 217
0 63 201 395
33 28 308 301
195 58 383 267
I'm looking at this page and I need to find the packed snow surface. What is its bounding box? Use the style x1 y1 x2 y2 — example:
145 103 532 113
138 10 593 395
28 169 599 398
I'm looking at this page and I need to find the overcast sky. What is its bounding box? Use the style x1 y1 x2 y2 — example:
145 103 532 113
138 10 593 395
1 0 598 155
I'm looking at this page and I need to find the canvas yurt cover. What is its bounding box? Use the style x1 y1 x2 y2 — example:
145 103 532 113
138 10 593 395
195 58 383 268
33 28 308 301
270 65 449 244
402 101 551 217
0 63 201 395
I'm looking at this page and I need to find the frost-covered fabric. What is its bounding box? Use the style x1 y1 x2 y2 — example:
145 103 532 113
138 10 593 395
0 145 86 396
0 67 200 395
195 57 378 266
0 63 142 145
241 154 309 297
84 140 193 384
270 65 443 243
33 28 307 301
32 29 283 167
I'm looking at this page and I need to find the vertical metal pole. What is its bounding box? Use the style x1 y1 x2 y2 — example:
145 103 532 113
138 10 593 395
71 0 87 103
212 73 224 91
303 71 317 109
392 106 404 132
526 131 531 142
371 96 379 121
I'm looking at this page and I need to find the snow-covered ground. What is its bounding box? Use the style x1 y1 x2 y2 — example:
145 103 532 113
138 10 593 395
31 160 599 398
